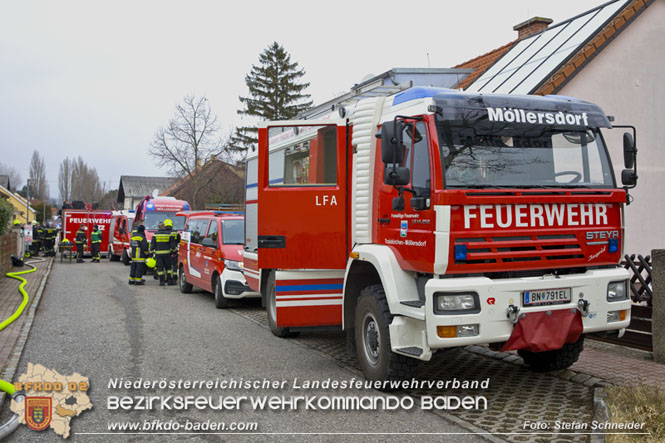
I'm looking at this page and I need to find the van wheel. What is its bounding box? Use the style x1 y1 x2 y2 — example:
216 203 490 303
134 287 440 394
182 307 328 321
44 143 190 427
122 249 130 266
518 335 585 372
179 266 193 293
266 271 299 338
355 285 418 384
214 276 228 309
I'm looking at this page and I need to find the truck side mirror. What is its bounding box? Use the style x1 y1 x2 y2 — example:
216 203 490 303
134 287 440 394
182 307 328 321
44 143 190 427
621 169 637 187
380 120 405 164
623 132 635 169
384 166 410 186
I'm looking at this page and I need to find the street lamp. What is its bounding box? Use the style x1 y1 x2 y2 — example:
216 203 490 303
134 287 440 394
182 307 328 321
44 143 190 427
26 178 35 224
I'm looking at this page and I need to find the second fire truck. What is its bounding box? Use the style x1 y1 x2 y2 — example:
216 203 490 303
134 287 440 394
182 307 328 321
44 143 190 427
243 76 638 382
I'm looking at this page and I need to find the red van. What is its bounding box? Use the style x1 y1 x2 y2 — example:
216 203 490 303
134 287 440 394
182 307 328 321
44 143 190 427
108 210 135 265
178 211 258 308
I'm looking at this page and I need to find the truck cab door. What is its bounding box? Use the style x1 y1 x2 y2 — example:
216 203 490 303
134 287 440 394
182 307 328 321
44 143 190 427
257 119 350 271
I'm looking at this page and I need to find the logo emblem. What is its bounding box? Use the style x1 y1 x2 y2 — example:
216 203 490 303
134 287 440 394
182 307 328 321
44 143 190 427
487 297 496 305
25 397 52 431
400 221 408 238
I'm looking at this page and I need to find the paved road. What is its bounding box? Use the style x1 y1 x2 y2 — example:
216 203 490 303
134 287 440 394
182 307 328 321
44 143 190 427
1 260 487 442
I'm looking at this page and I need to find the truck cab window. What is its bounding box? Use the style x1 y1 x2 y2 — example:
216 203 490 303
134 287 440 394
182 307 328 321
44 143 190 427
403 121 431 198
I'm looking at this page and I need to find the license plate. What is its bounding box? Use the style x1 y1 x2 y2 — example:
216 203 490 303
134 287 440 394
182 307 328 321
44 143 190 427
523 288 571 306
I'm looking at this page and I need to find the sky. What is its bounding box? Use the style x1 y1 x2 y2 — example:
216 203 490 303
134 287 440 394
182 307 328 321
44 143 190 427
0 0 610 200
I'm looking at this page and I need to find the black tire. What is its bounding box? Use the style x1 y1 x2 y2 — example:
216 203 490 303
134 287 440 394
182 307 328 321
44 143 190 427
355 285 419 384
109 246 120 262
214 275 228 309
518 335 585 372
179 266 193 293
122 249 130 266
266 271 299 338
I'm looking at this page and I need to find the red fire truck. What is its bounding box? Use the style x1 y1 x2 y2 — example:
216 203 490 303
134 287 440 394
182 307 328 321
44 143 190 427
131 196 190 241
244 83 638 382
61 209 113 257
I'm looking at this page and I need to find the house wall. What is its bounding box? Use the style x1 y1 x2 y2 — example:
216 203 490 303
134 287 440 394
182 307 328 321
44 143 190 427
559 0 665 255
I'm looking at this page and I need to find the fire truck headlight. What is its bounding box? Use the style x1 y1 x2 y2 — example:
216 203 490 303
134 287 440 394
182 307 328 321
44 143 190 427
224 260 242 272
607 281 628 302
435 293 479 314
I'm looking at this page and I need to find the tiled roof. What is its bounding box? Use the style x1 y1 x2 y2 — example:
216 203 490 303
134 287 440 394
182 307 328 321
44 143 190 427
535 0 651 95
464 0 652 95
454 40 518 90
117 175 178 203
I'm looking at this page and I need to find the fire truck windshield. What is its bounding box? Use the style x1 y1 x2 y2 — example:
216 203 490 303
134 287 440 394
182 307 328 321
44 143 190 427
144 212 186 231
436 125 615 188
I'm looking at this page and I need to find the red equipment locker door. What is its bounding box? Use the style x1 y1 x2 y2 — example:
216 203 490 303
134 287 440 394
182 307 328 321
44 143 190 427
257 120 350 271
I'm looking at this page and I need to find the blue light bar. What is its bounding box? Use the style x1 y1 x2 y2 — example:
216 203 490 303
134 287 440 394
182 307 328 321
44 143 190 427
454 244 468 261
609 238 619 253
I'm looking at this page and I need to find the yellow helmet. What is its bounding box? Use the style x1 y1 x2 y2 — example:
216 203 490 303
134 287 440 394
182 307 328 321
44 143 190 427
163 219 173 228
146 257 156 268
62 238 70 243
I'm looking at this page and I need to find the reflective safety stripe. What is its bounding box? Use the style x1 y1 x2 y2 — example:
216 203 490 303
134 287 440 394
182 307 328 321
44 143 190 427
154 251 171 255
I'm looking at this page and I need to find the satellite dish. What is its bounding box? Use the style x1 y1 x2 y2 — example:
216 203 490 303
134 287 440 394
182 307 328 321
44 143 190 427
152 189 159 198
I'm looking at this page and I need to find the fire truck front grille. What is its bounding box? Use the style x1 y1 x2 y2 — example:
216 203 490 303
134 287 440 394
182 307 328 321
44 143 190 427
455 234 583 265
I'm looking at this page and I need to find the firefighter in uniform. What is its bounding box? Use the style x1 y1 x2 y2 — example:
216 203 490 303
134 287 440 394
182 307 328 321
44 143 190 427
44 225 56 256
150 221 176 286
31 220 41 257
75 225 87 263
90 225 102 262
129 225 149 285
36 224 45 254
167 220 180 285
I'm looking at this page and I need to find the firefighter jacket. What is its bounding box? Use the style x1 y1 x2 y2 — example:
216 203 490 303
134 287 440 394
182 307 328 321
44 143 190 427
91 230 102 244
45 228 55 240
167 227 180 254
130 232 149 261
150 228 176 256
76 228 86 242
34 227 42 241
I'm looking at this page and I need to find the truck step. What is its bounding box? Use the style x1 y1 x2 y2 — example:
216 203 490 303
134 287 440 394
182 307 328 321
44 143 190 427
395 347 423 357
400 300 424 308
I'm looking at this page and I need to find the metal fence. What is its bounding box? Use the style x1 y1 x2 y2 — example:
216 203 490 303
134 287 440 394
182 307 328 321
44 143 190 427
591 254 653 351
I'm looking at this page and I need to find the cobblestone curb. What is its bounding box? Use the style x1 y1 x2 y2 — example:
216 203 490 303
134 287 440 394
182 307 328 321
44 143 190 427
464 345 612 388
0 257 53 411
465 344 615 443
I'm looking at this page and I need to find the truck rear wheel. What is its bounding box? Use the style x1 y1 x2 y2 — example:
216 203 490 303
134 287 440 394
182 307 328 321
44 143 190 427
518 335 585 372
355 285 418 384
214 276 228 309
266 272 299 338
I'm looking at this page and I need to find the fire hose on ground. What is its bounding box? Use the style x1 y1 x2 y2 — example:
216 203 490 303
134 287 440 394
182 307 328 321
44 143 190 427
0 258 45 439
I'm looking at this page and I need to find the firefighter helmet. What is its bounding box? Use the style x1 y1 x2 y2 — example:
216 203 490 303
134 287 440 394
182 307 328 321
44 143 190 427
146 257 156 269
163 219 173 228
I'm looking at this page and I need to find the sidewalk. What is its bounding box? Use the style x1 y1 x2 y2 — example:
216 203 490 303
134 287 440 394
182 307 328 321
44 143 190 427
0 256 53 382
572 339 665 387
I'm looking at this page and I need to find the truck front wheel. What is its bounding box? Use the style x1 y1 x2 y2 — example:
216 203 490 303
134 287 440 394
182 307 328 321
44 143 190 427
266 272 299 338
518 335 585 372
122 249 130 266
354 285 418 384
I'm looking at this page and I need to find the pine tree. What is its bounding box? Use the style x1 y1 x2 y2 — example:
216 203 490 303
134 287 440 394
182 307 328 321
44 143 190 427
230 42 312 156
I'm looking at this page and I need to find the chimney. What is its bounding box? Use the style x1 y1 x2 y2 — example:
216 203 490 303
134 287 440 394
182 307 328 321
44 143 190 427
513 17 553 39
